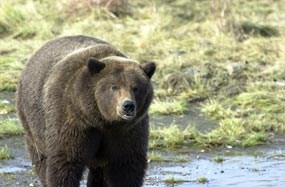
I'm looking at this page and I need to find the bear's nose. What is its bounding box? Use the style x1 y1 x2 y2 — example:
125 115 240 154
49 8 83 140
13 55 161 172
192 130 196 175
122 100 136 113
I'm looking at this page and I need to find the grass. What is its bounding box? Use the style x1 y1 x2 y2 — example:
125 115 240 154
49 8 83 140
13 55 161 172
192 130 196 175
0 144 11 160
172 155 188 163
164 177 190 185
0 0 284 147
199 82 285 147
211 156 225 163
149 123 269 148
196 177 209 184
149 125 197 149
149 99 187 115
201 100 236 120
147 151 165 162
164 176 208 185
147 151 189 163
0 119 24 138
0 73 19 92
196 117 269 147
268 153 285 159
0 101 16 114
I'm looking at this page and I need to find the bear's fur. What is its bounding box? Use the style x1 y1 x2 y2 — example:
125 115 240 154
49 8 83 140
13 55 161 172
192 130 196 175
16 35 156 187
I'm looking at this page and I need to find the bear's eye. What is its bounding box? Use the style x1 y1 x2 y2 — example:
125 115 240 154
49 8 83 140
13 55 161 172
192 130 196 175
111 85 119 91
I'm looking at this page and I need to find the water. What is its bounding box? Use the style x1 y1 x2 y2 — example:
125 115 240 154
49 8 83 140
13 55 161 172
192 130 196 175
145 150 285 187
0 166 26 173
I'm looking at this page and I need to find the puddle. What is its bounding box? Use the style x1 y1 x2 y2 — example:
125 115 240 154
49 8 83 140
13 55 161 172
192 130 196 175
0 136 31 173
145 146 285 187
0 167 26 173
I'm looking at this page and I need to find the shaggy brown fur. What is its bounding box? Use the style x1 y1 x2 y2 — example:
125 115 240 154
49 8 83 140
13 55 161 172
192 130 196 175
16 35 156 187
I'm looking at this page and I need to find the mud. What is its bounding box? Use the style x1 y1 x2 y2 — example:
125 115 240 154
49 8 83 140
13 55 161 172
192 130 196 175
150 107 218 132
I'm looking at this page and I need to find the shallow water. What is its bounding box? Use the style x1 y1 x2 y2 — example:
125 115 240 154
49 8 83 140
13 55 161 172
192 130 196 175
0 166 26 173
145 148 285 187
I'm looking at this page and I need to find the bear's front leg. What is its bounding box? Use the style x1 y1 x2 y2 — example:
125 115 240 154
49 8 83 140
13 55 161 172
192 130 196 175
104 158 147 187
46 154 85 187
87 167 107 187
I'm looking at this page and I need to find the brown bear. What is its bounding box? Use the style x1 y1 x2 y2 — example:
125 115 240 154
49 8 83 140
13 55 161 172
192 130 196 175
16 35 156 187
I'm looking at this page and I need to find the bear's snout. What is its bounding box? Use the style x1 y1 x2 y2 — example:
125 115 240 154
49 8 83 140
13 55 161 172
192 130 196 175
119 99 136 120
123 100 136 113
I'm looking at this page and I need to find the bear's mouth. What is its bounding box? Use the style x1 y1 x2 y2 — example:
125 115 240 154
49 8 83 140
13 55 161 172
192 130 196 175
118 111 136 121
117 100 137 121
122 114 135 120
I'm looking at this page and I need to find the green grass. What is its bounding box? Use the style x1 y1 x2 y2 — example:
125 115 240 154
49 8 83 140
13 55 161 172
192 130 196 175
0 73 19 92
211 156 225 163
164 177 190 185
149 125 197 149
164 176 208 185
164 177 209 185
147 151 189 163
147 151 165 162
149 99 187 115
199 82 285 147
195 117 269 147
172 155 188 163
0 145 11 160
0 119 24 137
1 0 284 94
0 101 16 114
268 153 285 159
149 123 269 148
196 177 209 184
201 100 236 120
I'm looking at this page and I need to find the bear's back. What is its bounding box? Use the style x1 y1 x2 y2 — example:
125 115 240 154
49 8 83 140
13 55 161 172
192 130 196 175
23 35 107 83
19 35 108 98
17 36 109 149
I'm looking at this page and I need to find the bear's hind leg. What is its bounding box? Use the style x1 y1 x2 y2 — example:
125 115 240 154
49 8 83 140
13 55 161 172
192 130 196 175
18 109 47 186
87 167 107 187
25 137 47 186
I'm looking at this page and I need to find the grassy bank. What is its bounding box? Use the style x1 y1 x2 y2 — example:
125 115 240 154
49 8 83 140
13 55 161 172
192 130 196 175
0 0 284 148
0 145 11 160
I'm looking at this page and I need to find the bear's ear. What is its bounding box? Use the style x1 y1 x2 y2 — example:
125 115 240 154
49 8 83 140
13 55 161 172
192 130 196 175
141 62 156 79
87 57 105 74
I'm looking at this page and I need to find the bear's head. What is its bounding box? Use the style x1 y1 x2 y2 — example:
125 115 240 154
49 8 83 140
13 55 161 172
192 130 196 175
87 56 156 123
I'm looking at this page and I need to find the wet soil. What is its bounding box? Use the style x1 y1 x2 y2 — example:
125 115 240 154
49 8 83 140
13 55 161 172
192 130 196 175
150 107 218 132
